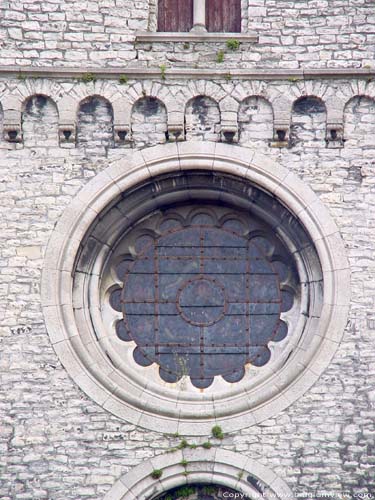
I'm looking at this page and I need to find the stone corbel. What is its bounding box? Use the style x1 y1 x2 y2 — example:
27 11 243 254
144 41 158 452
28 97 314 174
58 122 76 146
270 121 290 148
221 123 238 143
3 121 22 143
167 123 184 142
326 122 344 148
114 125 131 145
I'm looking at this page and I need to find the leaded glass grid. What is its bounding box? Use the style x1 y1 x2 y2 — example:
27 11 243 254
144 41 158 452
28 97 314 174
109 204 297 389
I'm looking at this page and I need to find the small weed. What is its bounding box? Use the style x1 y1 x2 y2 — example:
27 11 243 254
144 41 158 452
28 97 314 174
17 73 27 81
188 443 197 449
119 75 128 85
224 73 232 81
151 469 163 480
216 50 225 63
183 42 190 49
287 77 299 82
237 471 244 479
180 459 188 467
202 441 212 449
177 438 189 449
182 470 190 476
226 38 240 51
211 425 224 439
159 64 167 80
80 72 96 84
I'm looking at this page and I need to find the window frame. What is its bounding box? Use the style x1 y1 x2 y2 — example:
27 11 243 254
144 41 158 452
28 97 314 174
137 0 257 43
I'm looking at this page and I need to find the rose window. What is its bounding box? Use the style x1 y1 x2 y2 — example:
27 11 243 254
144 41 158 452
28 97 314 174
108 203 297 389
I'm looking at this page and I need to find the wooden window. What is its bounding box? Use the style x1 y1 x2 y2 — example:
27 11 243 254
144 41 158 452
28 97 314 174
206 0 241 32
157 0 193 32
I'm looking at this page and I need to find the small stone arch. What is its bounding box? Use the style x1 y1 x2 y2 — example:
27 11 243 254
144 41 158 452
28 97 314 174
290 96 327 147
131 96 168 148
22 94 59 148
77 95 114 156
238 96 274 146
103 448 295 500
185 95 221 142
344 95 375 147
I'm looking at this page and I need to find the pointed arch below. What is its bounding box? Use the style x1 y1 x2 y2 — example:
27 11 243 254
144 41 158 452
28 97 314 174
103 449 294 500
41 142 349 436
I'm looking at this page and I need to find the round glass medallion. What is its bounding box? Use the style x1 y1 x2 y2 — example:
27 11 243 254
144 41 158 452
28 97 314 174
110 204 296 389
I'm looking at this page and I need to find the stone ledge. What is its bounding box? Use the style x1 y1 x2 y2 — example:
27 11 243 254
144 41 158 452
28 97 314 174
0 65 374 80
135 31 258 43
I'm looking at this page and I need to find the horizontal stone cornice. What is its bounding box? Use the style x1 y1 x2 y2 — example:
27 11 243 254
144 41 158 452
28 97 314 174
0 65 374 80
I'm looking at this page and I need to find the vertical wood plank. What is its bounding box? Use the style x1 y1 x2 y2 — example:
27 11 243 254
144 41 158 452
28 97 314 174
158 0 193 32
206 0 241 32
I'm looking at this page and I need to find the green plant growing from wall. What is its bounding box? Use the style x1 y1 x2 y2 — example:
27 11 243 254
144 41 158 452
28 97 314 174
151 469 163 479
211 425 224 439
177 438 189 449
202 441 212 449
216 50 225 63
226 38 240 50
119 75 128 85
160 64 167 80
80 72 97 84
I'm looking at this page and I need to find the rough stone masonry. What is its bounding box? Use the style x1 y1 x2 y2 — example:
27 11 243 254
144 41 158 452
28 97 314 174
0 1 375 499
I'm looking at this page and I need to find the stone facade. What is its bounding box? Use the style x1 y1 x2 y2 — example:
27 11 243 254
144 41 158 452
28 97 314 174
0 1 375 500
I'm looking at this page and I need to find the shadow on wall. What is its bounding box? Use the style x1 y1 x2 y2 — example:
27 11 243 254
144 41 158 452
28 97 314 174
238 96 273 146
22 95 59 148
344 96 375 147
185 95 221 142
290 96 327 148
131 96 167 147
77 95 114 156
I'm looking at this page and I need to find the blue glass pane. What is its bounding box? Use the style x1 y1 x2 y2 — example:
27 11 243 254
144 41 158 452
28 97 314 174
114 219 295 388
124 274 155 301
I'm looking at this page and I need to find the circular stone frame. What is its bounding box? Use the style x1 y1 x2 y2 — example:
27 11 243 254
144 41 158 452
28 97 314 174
103 448 294 500
42 142 350 435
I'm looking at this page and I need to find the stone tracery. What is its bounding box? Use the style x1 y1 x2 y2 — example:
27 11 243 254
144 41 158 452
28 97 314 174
109 205 296 388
